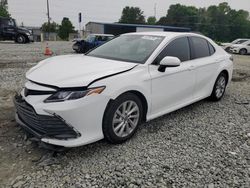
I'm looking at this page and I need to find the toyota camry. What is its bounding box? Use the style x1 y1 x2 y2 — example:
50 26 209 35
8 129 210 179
14 32 233 147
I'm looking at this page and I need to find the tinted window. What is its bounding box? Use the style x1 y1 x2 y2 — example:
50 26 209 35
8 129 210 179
208 42 215 55
155 37 190 63
191 37 210 59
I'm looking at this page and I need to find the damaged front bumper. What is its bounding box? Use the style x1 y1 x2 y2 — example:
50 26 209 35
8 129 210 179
14 94 80 140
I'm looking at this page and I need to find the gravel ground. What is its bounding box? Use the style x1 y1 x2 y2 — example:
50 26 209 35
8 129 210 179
0 41 249 188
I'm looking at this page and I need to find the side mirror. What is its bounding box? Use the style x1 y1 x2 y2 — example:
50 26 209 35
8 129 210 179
158 56 181 72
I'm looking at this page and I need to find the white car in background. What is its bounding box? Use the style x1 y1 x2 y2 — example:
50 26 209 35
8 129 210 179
14 32 233 148
221 38 250 52
229 40 250 55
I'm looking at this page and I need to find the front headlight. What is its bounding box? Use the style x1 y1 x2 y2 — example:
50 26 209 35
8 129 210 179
44 86 105 103
26 32 31 36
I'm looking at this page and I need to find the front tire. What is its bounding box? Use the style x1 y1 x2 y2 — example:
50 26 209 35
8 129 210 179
239 49 247 55
103 93 143 144
209 72 227 101
16 35 26 44
225 47 230 52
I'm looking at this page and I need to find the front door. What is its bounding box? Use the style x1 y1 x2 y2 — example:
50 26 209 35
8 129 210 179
149 37 196 118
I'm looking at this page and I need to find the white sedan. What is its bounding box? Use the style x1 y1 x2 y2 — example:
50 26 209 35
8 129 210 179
229 40 250 55
15 32 233 147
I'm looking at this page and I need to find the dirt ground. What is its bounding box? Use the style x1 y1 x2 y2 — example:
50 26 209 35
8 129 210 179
0 41 74 187
0 41 249 187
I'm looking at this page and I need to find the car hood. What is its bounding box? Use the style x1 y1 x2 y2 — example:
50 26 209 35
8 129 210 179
26 55 137 88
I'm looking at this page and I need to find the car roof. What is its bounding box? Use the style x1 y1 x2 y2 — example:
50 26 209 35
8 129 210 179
123 31 208 39
235 38 250 40
89 34 114 37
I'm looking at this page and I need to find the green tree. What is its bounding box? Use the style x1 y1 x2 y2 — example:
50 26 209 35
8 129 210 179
41 21 58 32
157 2 250 42
58 17 75 40
0 0 10 17
147 16 157 25
119 6 145 24
157 4 199 30
202 2 250 41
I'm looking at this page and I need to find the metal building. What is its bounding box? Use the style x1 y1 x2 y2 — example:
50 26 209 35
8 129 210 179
85 22 191 36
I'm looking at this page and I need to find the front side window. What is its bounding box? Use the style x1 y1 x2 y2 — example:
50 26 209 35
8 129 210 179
154 37 190 64
87 35 164 63
190 37 210 59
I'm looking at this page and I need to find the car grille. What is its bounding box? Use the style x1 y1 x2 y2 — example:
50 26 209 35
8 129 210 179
14 94 80 139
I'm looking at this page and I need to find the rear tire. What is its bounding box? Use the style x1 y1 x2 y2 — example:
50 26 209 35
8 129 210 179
209 72 227 101
239 49 247 55
103 93 143 144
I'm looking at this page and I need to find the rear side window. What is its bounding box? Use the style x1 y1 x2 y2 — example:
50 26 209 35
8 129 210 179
190 37 210 59
155 37 190 63
208 42 215 55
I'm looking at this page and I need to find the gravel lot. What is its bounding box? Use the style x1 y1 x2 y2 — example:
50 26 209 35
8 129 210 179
0 41 249 188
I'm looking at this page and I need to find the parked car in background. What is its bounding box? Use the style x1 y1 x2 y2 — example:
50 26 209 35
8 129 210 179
221 38 250 52
0 17 33 43
72 34 114 53
229 40 250 55
15 32 233 148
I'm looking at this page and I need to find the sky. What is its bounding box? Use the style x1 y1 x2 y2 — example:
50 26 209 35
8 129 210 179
7 0 250 29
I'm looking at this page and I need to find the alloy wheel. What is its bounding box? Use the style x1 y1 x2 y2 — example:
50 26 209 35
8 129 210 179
112 100 140 138
239 49 247 55
215 76 226 99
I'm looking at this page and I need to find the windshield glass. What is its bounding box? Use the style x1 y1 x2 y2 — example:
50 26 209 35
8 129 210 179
85 35 96 42
87 35 164 63
13 19 17 27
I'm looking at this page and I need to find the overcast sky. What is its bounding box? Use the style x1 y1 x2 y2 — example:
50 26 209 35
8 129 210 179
8 0 250 28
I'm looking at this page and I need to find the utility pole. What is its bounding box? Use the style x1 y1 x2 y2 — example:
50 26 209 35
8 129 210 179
46 0 50 41
79 12 82 38
154 3 157 18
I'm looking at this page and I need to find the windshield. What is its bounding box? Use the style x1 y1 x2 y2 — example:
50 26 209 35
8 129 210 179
87 35 164 63
85 35 96 42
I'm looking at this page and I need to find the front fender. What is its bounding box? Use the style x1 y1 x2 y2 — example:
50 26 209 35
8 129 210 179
89 65 152 116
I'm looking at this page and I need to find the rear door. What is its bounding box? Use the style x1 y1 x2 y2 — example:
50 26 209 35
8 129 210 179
189 36 220 99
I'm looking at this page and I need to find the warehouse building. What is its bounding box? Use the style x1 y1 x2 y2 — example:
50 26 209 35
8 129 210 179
85 22 191 36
